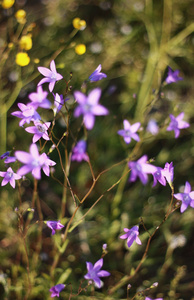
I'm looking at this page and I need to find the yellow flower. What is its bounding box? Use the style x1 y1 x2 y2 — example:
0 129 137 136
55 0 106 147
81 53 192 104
15 52 30 66
72 18 86 30
75 44 86 55
19 35 32 50
15 9 26 24
2 0 15 9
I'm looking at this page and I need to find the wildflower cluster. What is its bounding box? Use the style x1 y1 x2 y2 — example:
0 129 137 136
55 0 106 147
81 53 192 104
0 56 192 300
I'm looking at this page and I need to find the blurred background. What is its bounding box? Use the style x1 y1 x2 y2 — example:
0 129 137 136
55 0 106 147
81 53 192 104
0 0 194 299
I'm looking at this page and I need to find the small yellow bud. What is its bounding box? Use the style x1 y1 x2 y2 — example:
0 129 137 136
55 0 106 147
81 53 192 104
15 9 26 24
72 18 86 30
19 35 32 51
15 52 30 66
8 42 14 49
75 44 86 55
2 0 15 9
34 58 40 64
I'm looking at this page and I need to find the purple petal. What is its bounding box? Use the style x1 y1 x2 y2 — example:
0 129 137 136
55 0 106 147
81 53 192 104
91 104 109 115
74 91 87 104
97 270 110 277
184 181 191 193
38 66 52 77
93 258 103 271
87 88 101 105
84 113 95 130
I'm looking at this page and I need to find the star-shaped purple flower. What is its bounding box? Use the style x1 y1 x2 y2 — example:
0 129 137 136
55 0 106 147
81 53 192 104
118 120 141 144
49 284 65 298
46 220 64 235
11 103 41 127
74 88 109 130
174 181 194 213
15 144 56 180
165 67 183 84
38 60 63 92
120 225 142 248
88 64 107 82
167 112 189 138
28 85 51 109
128 155 157 185
84 258 110 288
0 167 21 188
25 121 51 143
71 140 89 162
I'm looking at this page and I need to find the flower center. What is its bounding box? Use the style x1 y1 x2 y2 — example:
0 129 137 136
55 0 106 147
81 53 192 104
37 125 46 133
183 194 191 204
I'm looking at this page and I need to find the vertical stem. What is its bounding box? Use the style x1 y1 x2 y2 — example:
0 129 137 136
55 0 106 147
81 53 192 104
0 109 7 153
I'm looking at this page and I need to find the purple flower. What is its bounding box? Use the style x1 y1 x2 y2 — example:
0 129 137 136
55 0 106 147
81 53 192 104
167 112 190 138
147 119 159 135
53 93 65 115
71 140 89 162
152 167 166 187
25 121 51 143
120 225 142 248
174 181 194 213
38 60 63 92
88 64 107 82
11 103 41 127
84 258 110 288
49 284 65 298
165 67 183 84
118 120 141 144
15 144 56 180
28 85 51 109
0 167 21 188
46 220 64 235
0 151 16 163
163 162 174 187
74 88 109 130
128 155 157 185
145 298 163 300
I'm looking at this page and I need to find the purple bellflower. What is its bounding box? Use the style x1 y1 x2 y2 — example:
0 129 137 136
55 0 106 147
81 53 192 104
0 151 16 163
163 162 174 187
120 226 142 248
88 64 107 82
174 181 194 213
11 103 41 127
0 167 21 188
15 144 56 180
46 220 64 235
165 67 183 84
152 167 166 187
84 258 110 288
146 119 159 135
49 284 65 298
38 60 63 92
118 120 141 144
28 85 51 109
53 93 65 115
25 121 51 143
71 140 89 162
167 112 190 138
128 155 157 185
145 297 163 300
74 88 109 130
